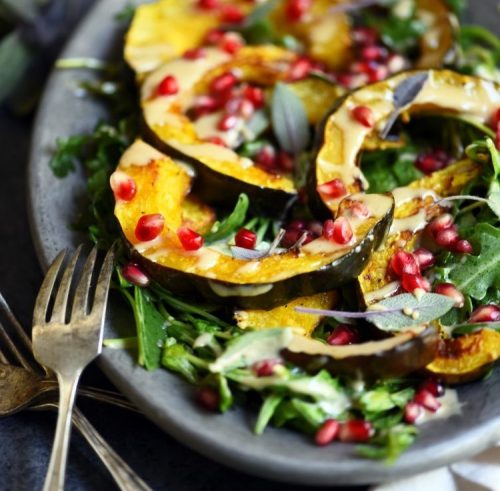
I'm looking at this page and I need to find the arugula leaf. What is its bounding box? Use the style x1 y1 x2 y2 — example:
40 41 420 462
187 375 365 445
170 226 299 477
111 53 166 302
204 193 249 243
162 341 198 383
359 387 414 413
271 82 310 156
217 374 233 412
132 287 167 371
449 224 500 301
50 134 87 177
255 393 284 435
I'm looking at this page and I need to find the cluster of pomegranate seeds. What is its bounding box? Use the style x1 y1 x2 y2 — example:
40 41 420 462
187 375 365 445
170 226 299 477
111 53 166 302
234 228 257 249
351 105 374 128
204 28 245 54
252 359 282 377
177 226 204 251
285 0 312 22
336 26 407 89
315 419 340 446
326 324 360 346
317 178 347 199
415 149 451 175
389 249 430 294
135 214 165 242
121 263 150 287
110 171 137 202
404 379 444 423
469 304 500 323
434 283 465 308
254 145 295 174
281 219 322 247
196 0 245 24
413 247 435 270
197 0 219 10
426 214 473 254
183 47 206 60
197 386 220 411
338 420 374 443
322 217 354 245
157 74 179 96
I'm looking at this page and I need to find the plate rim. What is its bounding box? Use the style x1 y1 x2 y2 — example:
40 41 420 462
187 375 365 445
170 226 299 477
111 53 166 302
27 0 500 486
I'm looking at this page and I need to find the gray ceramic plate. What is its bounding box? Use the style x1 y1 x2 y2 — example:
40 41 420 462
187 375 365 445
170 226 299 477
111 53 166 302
28 0 500 486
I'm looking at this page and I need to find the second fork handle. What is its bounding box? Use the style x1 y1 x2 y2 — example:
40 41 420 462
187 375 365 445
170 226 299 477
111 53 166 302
71 407 152 491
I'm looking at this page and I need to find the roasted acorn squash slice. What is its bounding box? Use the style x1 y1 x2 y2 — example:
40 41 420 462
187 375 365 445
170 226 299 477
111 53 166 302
426 329 500 384
283 327 439 379
309 70 500 218
113 140 394 309
141 46 301 217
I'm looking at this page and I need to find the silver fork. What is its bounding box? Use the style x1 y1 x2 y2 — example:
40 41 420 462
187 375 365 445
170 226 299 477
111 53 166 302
0 292 151 491
32 246 116 491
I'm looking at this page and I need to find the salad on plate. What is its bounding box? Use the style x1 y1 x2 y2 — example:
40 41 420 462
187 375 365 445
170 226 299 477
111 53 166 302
50 0 500 462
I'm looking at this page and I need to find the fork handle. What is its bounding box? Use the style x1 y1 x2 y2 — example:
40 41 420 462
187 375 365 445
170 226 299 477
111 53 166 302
42 372 81 491
71 407 152 491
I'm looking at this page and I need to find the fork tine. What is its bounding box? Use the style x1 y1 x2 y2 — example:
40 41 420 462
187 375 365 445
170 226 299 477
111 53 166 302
50 245 83 323
0 342 9 365
71 247 98 320
33 250 67 326
89 247 115 324
0 320 32 370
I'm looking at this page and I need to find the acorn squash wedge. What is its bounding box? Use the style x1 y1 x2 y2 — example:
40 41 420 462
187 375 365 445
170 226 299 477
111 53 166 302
113 140 394 309
426 329 500 384
308 69 500 218
359 159 482 305
282 327 439 379
141 45 300 217
234 291 338 337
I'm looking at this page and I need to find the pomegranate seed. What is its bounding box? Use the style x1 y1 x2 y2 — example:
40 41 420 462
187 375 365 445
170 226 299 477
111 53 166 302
220 32 245 54
496 126 500 150
210 72 238 94
238 99 255 119
110 171 137 201
192 95 219 119
427 213 454 237
413 389 441 413
453 239 473 254
315 419 340 446
360 45 388 62
135 214 164 242
415 154 444 174
327 324 359 346
351 105 374 128
307 220 323 237
413 248 435 270
197 387 219 411
121 263 149 287
157 75 179 96
317 178 347 198
352 26 379 45
218 113 239 131
183 48 206 60
235 228 257 249
197 0 219 9
339 420 374 443
401 273 431 293
220 5 245 23
243 86 265 108
177 227 204 251
387 54 407 73
419 379 445 398
469 304 500 323
255 145 276 168
324 217 353 244
435 227 459 248
205 29 224 45
348 201 370 218
336 72 356 88
404 402 423 424
285 0 312 21
204 136 226 146
434 283 464 308
367 64 389 83
390 250 420 277
288 57 313 81
276 151 294 172
252 359 281 377
491 108 500 129
282 229 313 248
288 219 308 231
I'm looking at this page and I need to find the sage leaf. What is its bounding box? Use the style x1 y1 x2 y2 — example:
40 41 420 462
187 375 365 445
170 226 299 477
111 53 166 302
271 82 310 155
210 328 293 373
379 73 428 139
368 293 455 332
488 191 500 218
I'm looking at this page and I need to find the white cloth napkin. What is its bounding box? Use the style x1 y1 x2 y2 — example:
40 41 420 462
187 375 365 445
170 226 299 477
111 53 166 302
372 443 500 491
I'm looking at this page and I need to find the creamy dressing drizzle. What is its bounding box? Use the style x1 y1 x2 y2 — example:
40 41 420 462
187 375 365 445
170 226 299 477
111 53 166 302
389 209 427 234
392 187 438 207
364 281 400 304
193 111 243 148
119 140 166 168
208 281 273 298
